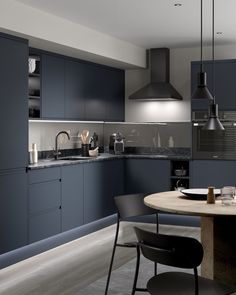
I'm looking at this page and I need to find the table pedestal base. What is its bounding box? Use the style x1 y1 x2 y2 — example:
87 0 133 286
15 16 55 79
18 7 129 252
201 216 236 285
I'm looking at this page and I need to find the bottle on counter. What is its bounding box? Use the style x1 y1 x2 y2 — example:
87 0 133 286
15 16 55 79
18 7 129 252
31 143 38 164
168 136 174 148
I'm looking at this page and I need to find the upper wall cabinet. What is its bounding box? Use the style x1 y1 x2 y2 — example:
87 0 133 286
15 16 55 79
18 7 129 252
30 49 125 121
191 60 236 111
41 54 65 119
0 34 28 170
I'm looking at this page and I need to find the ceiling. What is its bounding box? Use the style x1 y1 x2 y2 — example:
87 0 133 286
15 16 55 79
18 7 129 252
16 0 236 49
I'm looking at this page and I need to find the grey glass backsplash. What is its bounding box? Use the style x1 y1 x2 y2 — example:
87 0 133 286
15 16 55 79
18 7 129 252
29 121 191 151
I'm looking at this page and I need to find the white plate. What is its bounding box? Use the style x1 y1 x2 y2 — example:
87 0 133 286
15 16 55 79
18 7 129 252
180 188 221 199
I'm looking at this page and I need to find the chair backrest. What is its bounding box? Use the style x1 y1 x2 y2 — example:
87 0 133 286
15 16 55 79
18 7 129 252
114 193 157 219
134 227 203 269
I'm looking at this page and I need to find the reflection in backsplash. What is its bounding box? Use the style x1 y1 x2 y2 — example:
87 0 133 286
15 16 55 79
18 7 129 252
29 121 191 152
103 122 191 149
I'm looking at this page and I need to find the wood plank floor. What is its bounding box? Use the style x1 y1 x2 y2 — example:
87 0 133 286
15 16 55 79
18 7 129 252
0 223 200 295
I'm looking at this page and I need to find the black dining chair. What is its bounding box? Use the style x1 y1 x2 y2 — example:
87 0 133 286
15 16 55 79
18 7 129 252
134 227 236 295
104 193 159 295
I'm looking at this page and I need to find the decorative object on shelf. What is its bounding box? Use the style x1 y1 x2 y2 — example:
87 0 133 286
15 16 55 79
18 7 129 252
174 167 187 177
192 0 213 100
202 0 224 131
28 58 36 74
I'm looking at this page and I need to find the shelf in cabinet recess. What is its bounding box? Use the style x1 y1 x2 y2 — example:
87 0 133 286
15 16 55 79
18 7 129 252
29 95 40 99
170 176 189 180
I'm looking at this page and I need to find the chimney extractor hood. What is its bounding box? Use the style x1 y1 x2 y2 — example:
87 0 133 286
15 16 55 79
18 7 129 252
129 48 182 100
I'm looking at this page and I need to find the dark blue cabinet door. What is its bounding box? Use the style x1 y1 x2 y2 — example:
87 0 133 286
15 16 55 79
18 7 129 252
61 164 84 231
190 160 236 188
84 160 125 223
28 168 61 243
0 169 27 254
84 64 106 121
41 54 65 119
125 159 170 194
105 69 125 122
214 61 236 111
103 159 125 216
0 35 28 170
65 60 87 119
84 161 105 223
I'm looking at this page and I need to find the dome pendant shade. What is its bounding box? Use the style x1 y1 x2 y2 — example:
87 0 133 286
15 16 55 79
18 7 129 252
202 103 225 130
192 72 214 100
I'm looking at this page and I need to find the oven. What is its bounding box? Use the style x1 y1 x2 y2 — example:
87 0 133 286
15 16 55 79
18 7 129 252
192 111 236 160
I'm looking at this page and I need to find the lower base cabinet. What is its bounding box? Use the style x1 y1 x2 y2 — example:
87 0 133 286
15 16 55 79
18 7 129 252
28 167 61 243
61 165 84 231
84 159 124 224
190 160 236 188
0 169 27 254
125 159 171 194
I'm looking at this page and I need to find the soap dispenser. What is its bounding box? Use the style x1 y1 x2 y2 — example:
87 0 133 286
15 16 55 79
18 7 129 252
32 143 38 164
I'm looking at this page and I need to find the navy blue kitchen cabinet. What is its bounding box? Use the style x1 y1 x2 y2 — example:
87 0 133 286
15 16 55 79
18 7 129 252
0 34 28 170
65 59 88 120
84 161 106 223
190 160 236 188
84 64 125 121
0 169 28 254
28 168 61 243
61 164 84 231
191 60 236 111
125 159 171 194
103 159 125 216
104 68 125 122
84 159 124 223
41 54 65 119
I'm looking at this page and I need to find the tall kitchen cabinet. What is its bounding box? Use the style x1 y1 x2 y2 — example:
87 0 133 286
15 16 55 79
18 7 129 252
191 60 236 111
0 33 28 254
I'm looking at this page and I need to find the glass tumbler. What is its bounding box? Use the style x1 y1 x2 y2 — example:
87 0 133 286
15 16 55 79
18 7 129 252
221 186 235 206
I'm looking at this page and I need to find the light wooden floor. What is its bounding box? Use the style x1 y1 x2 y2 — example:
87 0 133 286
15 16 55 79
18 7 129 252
0 223 200 295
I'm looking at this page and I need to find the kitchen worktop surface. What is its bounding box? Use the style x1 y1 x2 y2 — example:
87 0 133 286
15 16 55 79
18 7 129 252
28 153 191 170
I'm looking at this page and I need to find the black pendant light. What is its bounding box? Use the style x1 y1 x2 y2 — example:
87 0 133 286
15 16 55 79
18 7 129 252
203 0 224 131
192 0 214 100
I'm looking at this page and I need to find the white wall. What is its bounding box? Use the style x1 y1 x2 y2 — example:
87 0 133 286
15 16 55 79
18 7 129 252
0 0 146 69
125 44 236 122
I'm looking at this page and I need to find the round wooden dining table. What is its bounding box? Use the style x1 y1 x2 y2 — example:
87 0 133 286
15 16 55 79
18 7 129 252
144 191 236 285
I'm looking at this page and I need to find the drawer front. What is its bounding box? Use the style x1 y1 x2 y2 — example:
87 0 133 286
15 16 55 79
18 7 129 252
28 167 61 184
29 209 61 243
29 180 61 214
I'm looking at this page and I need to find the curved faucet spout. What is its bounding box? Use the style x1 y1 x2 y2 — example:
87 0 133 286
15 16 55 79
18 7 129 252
54 131 70 160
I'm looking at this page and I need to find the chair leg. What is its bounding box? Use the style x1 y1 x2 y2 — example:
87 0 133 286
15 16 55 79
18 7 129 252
194 267 199 295
104 217 120 295
131 245 141 295
154 262 157 276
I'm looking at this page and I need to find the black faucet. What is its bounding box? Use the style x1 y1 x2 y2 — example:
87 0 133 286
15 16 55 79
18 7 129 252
54 131 70 160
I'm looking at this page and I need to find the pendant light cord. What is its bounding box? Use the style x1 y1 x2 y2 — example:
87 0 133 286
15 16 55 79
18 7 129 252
200 0 203 72
212 0 216 103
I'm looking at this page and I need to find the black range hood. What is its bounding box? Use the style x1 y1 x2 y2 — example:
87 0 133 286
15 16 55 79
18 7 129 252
129 48 182 100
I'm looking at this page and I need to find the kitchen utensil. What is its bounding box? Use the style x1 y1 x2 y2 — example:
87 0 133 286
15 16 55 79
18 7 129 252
81 130 89 144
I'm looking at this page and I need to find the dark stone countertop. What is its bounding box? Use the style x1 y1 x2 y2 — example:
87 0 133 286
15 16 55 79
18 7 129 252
28 152 191 170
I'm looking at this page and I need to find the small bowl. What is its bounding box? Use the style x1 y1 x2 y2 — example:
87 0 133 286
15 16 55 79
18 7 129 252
174 169 187 177
89 149 98 157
